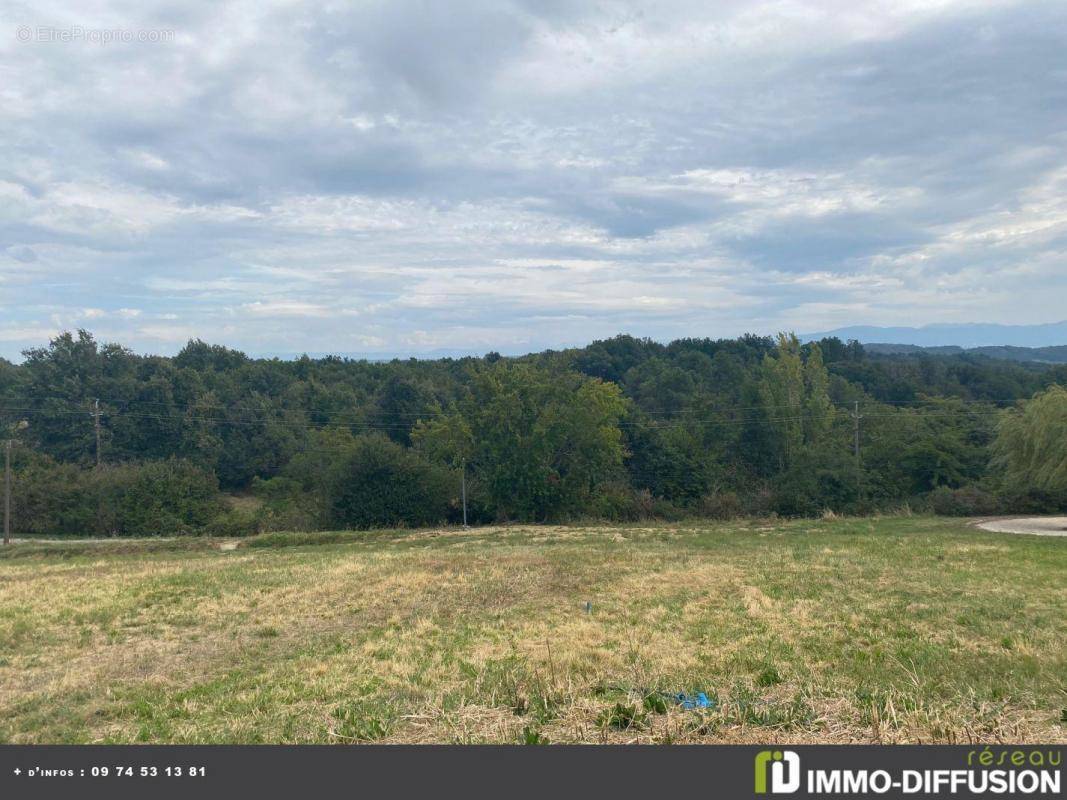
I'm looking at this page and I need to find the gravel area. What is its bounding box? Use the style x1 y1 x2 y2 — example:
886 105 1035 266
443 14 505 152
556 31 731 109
976 517 1067 537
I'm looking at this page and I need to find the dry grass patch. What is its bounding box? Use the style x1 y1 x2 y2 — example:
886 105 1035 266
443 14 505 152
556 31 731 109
0 516 1064 744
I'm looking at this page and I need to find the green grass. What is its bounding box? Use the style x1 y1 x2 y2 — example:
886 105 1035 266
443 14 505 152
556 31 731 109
0 516 1064 744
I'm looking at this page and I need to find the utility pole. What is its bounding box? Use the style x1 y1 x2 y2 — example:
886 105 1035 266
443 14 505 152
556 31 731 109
461 460 468 528
4 421 28 545
851 400 863 459
3 438 10 546
92 399 102 468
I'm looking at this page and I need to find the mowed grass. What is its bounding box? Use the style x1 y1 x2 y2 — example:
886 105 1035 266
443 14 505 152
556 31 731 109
0 517 1064 744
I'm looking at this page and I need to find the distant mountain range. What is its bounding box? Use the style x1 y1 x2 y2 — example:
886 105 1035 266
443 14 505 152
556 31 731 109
859 343 1067 363
802 321 1067 349
260 322 1067 364
801 321 1067 364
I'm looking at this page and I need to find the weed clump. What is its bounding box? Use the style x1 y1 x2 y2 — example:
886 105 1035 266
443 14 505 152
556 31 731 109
521 726 548 744
598 702 647 730
329 700 395 742
755 664 783 687
643 693 668 714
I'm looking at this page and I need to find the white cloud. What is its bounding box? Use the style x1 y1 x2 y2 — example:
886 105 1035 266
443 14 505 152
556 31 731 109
241 301 330 317
0 0 1064 358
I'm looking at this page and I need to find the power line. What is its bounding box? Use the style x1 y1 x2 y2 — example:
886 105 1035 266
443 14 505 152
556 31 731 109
0 391 1017 421
0 390 1022 424
0 399 1008 449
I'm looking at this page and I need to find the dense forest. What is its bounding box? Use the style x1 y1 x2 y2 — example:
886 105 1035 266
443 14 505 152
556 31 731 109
2 330 1066 536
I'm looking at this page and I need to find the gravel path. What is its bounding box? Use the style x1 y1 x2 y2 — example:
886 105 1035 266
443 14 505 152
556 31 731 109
976 517 1067 537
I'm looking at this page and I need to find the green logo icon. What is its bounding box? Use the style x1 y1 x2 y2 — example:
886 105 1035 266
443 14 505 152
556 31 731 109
755 750 801 794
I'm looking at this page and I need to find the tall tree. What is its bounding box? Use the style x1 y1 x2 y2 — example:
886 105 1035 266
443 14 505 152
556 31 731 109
759 334 834 469
414 362 627 521
993 386 1067 495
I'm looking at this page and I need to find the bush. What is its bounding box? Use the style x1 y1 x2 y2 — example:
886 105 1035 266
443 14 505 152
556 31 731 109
927 485 1000 517
10 454 224 536
698 490 743 520
204 507 261 537
252 476 323 532
586 484 646 521
632 488 656 519
740 485 775 517
647 495 687 521
10 453 97 535
772 452 865 517
257 506 320 533
97 459 225 536
995 487 1067 515
327 434 456 529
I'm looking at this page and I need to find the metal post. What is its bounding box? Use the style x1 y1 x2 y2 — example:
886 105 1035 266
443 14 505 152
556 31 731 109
4 439 10 546
461 460 468 528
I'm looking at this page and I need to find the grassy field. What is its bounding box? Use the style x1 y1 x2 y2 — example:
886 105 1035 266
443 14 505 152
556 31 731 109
0 516 1064 744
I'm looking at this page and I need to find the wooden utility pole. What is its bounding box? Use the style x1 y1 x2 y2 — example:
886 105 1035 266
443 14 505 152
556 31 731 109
4 421 27 545
92 399 102 468
851 400 862 459
461 460 468 528
3 438 10 546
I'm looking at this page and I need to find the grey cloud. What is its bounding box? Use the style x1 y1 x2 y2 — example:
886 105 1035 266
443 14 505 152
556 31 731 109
720 212 935 272
548 191 724 238
1 0 1065 359
6 245 37 263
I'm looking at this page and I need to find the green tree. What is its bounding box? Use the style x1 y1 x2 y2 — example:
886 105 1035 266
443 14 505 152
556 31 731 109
803 343 834 445
414 362 628 521
760 334 805 467
372 374 438 445
993 386 1067 495
758 334 835 470
19 330 131 464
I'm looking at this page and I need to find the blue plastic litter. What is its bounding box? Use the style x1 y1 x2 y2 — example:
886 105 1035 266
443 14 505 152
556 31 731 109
675 691 712 709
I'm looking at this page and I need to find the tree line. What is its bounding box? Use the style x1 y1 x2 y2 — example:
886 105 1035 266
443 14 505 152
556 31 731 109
1 329 1065 536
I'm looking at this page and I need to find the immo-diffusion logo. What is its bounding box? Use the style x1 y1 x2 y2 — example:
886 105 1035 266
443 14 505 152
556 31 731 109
753 747 1062 796
755 750 801 794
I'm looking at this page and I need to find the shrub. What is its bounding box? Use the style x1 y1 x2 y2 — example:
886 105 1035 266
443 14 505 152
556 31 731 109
10 453 97 535
648 495 686 521
927 485 1000 517
698 490 743 520
996 487 1067 515
204 507 261 537
633 488 656 519
741 485 775 517
327 434 456 529
587 484 645 521
257 506 320 533
772 452 865 517
252 476 323 531
10 454 224 536
97 459 225 536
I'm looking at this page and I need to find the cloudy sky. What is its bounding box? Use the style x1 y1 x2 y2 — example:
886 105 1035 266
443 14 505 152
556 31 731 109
2 0 1066 359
